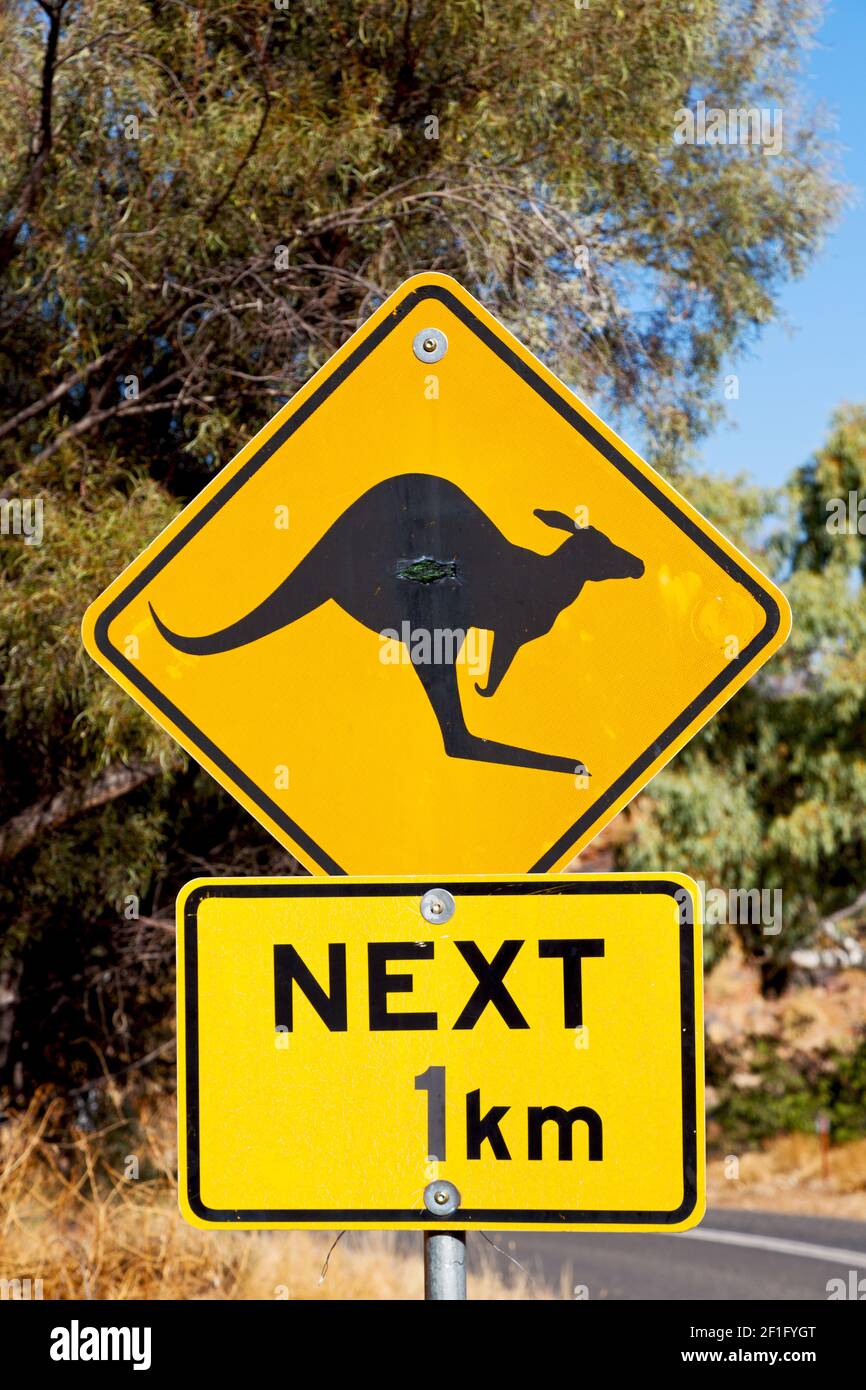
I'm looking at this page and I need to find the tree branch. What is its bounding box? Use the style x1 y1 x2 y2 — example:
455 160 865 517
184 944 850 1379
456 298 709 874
202 26 272 226
824 887 866 928
0 0 67 275
0 761 163 860
31 390 214 464
0 345 121 443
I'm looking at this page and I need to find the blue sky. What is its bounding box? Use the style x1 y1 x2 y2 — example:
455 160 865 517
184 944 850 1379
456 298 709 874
692 2 865 487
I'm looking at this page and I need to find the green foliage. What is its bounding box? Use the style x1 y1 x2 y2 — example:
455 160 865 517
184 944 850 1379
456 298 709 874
622 406 866 988
1 470 182 788
0 0 842 477
708 1033 866 1148
789 403 866 577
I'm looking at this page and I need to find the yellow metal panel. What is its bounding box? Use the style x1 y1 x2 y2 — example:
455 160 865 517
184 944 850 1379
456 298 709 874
177 874 704 1232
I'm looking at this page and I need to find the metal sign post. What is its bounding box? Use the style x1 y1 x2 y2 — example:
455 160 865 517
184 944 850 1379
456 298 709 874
424 1231 467 1300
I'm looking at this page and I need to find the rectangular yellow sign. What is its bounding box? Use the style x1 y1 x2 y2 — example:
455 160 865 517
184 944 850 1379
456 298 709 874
177 874 704 1232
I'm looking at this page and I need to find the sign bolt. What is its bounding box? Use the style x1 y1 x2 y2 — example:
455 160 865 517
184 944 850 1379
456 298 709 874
413 327 448 363
423 1179 461 1216
420 888 456 925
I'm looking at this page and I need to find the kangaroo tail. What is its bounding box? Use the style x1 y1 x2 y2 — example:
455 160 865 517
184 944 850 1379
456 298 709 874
150 553 327 656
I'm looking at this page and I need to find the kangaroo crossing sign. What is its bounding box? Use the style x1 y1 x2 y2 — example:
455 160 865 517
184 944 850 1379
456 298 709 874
83 273 790 873
177 875 705 1231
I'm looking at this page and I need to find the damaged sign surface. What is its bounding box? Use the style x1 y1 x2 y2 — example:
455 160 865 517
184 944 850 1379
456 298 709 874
82 273 790 874
177 875 705 1232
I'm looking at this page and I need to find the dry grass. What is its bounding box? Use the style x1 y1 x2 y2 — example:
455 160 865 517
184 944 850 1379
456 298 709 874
708 1131 866 1219
0 1093 547 1300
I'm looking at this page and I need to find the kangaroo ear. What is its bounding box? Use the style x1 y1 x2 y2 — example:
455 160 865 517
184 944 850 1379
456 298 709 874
534 508 576 533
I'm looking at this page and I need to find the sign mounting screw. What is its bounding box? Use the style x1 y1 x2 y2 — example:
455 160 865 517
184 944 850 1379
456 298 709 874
423 1179 461 1217
420 888 455 924
413 327 448 363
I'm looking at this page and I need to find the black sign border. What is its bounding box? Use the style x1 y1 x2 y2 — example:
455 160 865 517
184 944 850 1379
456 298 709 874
182 877 701 1226
93 283 783 875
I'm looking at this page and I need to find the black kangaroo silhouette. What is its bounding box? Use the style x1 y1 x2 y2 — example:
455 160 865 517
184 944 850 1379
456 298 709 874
150 473 644 776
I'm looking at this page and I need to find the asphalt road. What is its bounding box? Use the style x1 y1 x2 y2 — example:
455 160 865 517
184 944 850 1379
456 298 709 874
470 1209 866 1300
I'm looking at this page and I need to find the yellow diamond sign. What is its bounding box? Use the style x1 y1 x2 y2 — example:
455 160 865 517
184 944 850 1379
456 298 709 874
82 273 790 873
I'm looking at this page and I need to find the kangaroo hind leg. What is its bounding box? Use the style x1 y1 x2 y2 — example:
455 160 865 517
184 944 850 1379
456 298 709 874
411 658 590 777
